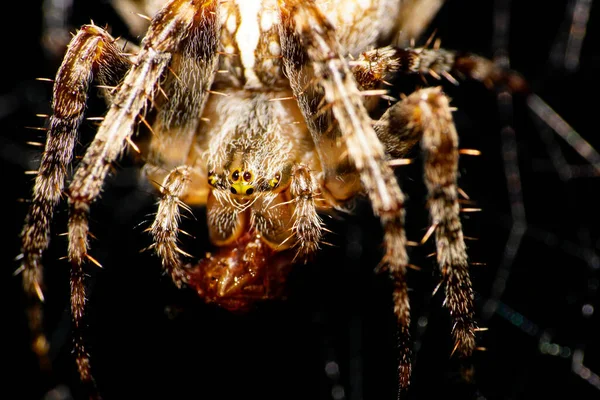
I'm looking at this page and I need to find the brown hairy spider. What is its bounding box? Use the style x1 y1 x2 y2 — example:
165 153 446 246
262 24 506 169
18 0 526 396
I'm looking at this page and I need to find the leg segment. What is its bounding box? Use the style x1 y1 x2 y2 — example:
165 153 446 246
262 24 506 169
150 166 192 288
418 88 476 356
250 165 323 259
373 92 424 159
289 164 323 258
277 0 412 389
65 0 220 387
19 24 131 370
351 46 528 93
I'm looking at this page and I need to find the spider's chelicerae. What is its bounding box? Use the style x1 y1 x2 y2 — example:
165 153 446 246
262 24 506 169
19 0 531 397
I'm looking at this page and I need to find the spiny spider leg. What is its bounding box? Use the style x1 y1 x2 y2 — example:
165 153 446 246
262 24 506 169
352 43 538 357
65 0 220 387
289 164 323 258
150 166 192 288
277 0 412 389
410 87 477 356
351 45 528 95
374 84 477 381
247 164 323 260
373 85 478 380
19 24 131 371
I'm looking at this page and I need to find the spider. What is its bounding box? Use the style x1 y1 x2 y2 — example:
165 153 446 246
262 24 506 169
17 0 530 398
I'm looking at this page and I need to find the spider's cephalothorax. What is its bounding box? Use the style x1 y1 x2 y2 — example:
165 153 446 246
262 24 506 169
19 0 523 395
177 89 322 312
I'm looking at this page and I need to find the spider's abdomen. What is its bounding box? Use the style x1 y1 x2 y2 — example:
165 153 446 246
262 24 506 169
215 0 287 89
213 0 390 89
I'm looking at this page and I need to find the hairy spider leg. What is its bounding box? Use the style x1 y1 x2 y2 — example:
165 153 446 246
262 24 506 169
288 164 325 257
278 0 413 390
60 0 219 391
18 24 131 378
354 42 533 357
150 166 193 287
276 0 528 390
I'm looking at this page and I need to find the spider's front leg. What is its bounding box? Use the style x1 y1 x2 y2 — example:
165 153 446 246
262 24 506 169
248 163 323 261
19 23 131 371
58 0 219 389
278 0 413 389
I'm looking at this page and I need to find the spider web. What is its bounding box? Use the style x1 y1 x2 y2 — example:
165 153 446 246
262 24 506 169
1 1 598 399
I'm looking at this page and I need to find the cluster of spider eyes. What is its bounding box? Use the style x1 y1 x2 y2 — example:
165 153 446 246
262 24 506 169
231 169 253 183
230 168 255 195
207 170 281 195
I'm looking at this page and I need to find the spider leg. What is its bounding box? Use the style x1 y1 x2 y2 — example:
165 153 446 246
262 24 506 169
376 87 477 357
150 166 192 287
18 24 131 371
277 0 412 389
289 164 323 258
351 46 528 94
353 43 533 359
250 164 322 258
65 0 220 388
418 87 476 357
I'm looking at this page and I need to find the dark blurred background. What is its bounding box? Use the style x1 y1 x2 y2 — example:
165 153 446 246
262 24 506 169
2 1 599 399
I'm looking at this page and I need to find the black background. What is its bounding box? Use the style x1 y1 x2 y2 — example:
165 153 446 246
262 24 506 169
2 1 599 399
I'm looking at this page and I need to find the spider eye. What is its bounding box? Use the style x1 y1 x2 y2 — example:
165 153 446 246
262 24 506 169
231 169 240 182
269 172 281 188
243 171 253 182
